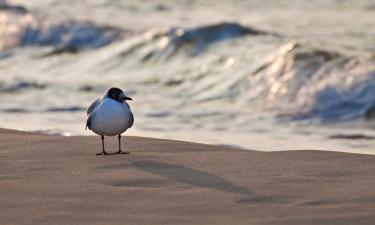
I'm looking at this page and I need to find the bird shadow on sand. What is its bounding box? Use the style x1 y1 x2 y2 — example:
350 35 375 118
130 160 253 196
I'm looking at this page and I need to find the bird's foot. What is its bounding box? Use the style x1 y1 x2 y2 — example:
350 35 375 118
96 151 112 156
114 151 130 155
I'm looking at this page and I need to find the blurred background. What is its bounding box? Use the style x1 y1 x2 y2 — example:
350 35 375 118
0 0 374 153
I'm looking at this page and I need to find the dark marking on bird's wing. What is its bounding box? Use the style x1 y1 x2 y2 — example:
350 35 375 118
128 111 134 128
86 114 92 130
86 98 101 115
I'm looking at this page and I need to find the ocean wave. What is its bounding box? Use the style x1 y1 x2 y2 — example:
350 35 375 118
81 34 375 122
105 22 270 63
143 22 269 57
246 41 375 122
0 3 373 124
21 21 123 53
0 3 122 52
119 35 374 122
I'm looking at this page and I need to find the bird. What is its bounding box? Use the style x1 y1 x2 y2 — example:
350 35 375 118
86 87 134 155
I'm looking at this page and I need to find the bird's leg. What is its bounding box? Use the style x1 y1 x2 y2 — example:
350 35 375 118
115 134 130 155
118 134 121 152
96 135 110 155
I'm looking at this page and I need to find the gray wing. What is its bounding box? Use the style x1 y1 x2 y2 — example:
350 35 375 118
86 114 93 130
86 98 101 115
128 111 134 128
86 98 101 130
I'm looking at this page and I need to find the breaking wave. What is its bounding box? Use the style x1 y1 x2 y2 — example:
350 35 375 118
246 42 375 121
0 2 374 124
0 3 122 52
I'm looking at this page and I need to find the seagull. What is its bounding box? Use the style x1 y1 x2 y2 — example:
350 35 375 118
86 87 134 155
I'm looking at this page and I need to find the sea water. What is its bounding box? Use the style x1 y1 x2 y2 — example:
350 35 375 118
0 0 374 154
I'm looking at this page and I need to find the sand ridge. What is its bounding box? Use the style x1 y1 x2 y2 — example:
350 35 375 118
0 128 374 225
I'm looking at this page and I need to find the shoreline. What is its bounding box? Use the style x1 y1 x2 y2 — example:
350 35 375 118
2 124 375 155
0 128 374 224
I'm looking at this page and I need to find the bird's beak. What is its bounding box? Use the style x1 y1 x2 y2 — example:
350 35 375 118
119 92 133 101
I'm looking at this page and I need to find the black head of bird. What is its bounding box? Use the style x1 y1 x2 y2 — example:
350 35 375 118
106 87 133 103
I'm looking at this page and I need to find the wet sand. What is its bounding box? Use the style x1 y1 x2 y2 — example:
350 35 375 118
0 128 374 225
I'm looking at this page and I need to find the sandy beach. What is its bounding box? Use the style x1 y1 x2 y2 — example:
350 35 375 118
0 128 374 225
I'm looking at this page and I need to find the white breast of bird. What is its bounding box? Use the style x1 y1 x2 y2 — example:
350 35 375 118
91 98 131 136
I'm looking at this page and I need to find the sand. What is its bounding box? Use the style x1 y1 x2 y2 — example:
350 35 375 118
0 128 374 225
